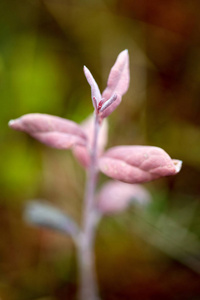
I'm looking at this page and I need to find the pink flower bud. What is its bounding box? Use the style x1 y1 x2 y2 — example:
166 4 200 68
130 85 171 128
97 180 151 215
99 146 182 183
9 113 87 149
73 114 108 168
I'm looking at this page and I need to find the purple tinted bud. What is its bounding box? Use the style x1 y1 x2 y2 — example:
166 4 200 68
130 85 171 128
99 93 118 113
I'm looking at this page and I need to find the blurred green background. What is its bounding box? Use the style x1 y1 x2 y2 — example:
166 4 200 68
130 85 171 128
1 0 200 299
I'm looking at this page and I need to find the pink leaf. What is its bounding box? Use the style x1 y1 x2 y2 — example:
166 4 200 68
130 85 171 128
83 66 102 107
73 114 108 168
97 180 151 215
9 113 87 149
101 50 130 118
99 146 182 183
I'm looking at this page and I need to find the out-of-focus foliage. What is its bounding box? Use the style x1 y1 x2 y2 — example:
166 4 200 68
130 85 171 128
1 0 200 299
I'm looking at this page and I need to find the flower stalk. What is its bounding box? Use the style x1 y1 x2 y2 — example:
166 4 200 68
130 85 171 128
78 114 100 300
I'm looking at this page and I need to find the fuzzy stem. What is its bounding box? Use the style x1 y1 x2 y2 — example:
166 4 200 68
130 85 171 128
78 114 100 300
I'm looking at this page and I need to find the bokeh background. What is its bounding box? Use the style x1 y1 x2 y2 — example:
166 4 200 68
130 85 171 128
1 0 200 299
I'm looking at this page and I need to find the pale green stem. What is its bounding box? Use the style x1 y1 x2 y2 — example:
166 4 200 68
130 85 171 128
78 114 100 300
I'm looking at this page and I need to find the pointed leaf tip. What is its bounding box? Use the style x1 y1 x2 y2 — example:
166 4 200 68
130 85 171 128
83 65 88 74
8 119 15 127
120 49 129 58
173 159 182 173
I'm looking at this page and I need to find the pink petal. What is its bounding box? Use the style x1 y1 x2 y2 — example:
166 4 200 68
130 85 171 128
73 114 108 168
99 146 182 183
97 180 151 215
9 113 87 149
83 66 102 106
101 50 130 117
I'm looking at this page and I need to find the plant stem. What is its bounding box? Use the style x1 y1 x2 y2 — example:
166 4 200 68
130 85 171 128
78 114 100 300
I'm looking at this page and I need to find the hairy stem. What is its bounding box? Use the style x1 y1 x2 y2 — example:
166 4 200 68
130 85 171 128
78 114 100 300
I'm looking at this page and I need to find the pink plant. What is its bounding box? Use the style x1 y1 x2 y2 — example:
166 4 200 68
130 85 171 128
9 50 182 300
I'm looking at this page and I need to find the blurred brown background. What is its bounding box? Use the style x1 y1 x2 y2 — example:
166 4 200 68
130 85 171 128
1 0 200 299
